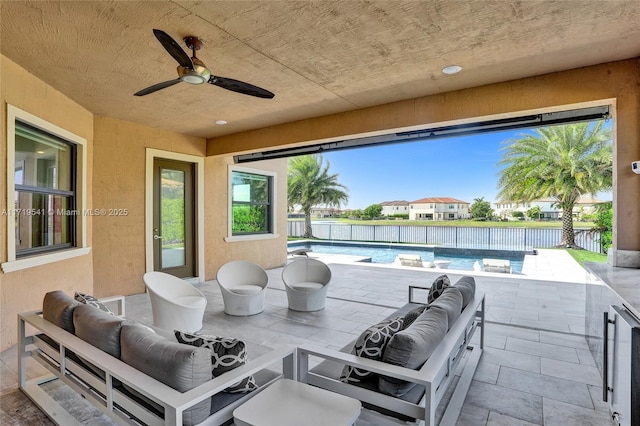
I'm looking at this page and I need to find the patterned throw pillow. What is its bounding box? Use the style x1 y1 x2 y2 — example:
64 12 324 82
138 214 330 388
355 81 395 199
402 305 428 330
74 291 115 316
427 274 450 304
340 317 404 383
174 331 257 393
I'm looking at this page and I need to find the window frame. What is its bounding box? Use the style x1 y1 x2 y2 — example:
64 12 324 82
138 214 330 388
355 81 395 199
225 165 279 242
2 105 89 273
14 121 77 257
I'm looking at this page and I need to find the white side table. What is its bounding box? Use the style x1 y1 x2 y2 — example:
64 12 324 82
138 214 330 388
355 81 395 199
233 378 361 426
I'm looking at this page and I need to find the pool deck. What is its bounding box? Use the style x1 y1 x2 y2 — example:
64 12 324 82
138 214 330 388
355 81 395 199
1 248 610 425
300 247 588 284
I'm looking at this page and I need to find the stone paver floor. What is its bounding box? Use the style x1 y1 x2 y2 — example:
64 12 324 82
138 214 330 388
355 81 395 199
1 250 613 425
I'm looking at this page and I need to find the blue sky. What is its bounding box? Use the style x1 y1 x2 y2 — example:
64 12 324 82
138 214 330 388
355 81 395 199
321 126 612 210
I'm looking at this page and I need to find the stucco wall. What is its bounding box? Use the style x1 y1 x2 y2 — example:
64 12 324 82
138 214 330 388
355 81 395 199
208 59 640 255
91 117 207 297
0 57 288 351
0 56 95 350
204 156 288 279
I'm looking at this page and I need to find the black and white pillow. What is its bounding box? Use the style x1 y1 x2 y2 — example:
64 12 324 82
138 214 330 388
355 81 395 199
174 331 257 393
427 275 450 304
340 317 404 383
74 291 115 316
402 305 428 329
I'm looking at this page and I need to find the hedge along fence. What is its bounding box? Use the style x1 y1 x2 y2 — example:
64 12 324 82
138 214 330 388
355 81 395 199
287 221 603 253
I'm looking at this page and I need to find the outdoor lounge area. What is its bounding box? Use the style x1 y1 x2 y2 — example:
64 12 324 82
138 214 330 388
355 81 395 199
1 2 639 426
1 252 614 425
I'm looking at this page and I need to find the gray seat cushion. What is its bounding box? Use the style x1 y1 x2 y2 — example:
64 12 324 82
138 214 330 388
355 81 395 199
454 276 476 309
120 324 212 426
43 290 81 334
429 287 463 328
379 306 448 396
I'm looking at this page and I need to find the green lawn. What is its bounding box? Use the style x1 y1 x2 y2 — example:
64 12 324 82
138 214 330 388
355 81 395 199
294 218 595 229
566 248 607 266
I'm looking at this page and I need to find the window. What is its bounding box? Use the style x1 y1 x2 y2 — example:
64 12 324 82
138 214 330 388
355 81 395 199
13 121 76 256
3 105 88 272
227 166 278 241
449 204 455 209
448 213 455 219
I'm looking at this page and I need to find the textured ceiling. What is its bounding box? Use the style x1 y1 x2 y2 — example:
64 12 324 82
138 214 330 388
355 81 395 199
1 1 639 139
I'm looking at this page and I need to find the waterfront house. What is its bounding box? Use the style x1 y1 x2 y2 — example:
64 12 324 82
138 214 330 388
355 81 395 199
409 197 471 220
494 195 607 220
380 200 410 217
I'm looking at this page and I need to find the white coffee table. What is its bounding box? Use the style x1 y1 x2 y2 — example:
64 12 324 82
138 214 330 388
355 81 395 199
233 378 361 426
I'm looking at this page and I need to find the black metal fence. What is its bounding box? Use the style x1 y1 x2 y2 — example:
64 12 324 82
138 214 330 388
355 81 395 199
287 221 603 253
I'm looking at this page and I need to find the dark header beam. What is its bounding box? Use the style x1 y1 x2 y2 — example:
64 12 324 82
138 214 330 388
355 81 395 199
234 105 610 163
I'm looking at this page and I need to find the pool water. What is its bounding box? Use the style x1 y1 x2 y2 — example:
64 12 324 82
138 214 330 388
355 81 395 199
289 242 524 273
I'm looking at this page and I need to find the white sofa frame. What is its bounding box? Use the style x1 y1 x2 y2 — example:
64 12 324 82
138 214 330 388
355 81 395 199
296 287 485 426
17 297 297 426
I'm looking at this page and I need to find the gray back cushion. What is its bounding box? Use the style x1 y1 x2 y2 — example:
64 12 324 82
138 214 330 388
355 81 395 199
43 290 81 333
454 276 476 309
379 306 448 396
429 287 463 328
73 304 126 382
73 304 125 358
120 324 212 426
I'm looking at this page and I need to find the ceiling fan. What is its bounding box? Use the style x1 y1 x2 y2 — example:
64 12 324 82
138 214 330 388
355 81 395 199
134 29 274 99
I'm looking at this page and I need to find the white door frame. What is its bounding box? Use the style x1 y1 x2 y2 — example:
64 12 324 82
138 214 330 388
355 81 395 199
145 148 205 282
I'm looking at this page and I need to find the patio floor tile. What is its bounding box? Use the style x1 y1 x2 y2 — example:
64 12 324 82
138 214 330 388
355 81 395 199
497 366 593 409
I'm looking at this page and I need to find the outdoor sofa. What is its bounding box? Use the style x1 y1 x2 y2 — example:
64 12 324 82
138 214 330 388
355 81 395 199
18 277 484 426
17 290 296 425
296 275 485 425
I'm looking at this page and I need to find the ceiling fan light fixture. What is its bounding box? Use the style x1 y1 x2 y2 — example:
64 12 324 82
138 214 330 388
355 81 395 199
180 74 205 84
180 72 207 85
442 65 462 75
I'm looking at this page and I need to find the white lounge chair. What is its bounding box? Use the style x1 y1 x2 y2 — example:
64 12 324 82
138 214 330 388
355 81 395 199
395 254 425 267
142 271 207 333
433 260 451 269
216 260 268 316
482 258 512 273
282 258 332 312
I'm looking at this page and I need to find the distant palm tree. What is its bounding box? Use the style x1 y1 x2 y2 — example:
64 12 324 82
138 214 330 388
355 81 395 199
288 155 349 238
497 122 612 248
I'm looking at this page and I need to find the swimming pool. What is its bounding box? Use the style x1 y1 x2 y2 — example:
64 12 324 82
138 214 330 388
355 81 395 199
288 241 525 273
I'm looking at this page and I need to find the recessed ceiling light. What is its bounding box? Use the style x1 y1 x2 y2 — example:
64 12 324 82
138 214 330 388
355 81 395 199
442 65 462 75
215 120 228 125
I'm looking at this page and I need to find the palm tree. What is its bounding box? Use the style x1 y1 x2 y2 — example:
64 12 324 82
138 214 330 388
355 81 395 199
288 155 349 238
497 121 612 248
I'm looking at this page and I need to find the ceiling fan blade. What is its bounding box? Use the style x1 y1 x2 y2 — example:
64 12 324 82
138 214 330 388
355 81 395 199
134 78 182 96
209 75 275 99
152 29 193 69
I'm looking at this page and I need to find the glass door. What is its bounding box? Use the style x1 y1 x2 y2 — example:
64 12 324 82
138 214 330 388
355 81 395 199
153 159 195 278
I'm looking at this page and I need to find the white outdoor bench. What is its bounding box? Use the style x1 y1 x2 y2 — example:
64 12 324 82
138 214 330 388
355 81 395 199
17 292 297 426
296 285 485 425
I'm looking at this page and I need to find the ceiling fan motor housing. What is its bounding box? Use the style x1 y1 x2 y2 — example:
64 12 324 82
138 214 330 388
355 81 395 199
178 63 210 85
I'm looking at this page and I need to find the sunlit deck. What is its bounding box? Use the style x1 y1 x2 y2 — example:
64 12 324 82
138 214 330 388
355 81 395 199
1 250 612 425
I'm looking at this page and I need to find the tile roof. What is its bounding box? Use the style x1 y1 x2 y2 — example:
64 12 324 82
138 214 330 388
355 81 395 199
379 200 410 206
410 197 469 204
